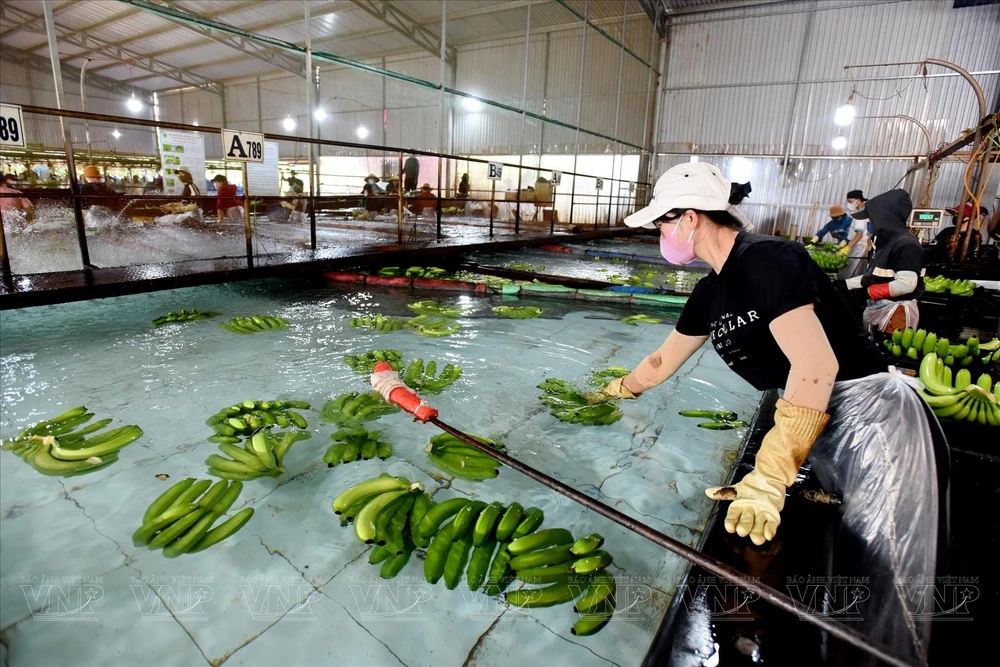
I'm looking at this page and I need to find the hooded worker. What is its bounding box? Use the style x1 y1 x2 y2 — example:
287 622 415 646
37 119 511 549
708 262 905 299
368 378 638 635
841 189 925 332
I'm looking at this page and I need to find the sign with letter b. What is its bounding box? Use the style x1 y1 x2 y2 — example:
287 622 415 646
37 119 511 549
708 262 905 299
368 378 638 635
487 162 502 181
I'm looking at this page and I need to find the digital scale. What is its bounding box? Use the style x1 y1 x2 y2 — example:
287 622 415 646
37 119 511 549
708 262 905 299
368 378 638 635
908 208 945 242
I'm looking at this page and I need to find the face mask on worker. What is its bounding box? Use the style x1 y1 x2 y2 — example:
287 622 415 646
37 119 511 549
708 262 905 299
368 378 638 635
847 200 859 212
659 219 698 265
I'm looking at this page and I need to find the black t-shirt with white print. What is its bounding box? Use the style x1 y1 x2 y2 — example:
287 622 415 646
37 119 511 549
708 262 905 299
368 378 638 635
675 232 884 391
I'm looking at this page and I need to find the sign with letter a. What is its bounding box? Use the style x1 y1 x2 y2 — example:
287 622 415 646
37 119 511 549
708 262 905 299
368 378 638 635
221 129 265 163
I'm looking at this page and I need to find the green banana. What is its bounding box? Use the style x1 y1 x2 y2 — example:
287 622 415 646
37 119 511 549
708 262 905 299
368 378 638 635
49 425 142 460
495 503 524 542
197 480 230 509
571 599 616 636
355 488 414 543
512 507 544 539
451 501 488 540
509 544 576 570
467 539 497 592
142 478 195 525
380 546 413 579
148 507 209 550
132 503 200 547
515 562 575 584
508 528 574 556
334 476 408 512
414 497 471 546
218 443 269 472
505 582 581 608
473 503 504 546
570 550 614 574
574 570 616 613
570 534 605 556
424 524 455 584
443 531 474 590
188 507 254 554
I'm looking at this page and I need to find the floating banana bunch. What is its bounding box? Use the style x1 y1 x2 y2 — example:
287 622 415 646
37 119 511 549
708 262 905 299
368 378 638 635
588 366 630 388
407 300 464 318
219 315 289 334
917 352 1000 426
349 314 410 332
408 315 461 337
152 309 219 327
621 314 662 326
403 358 463 393
537 378 623 426
133 478 253 556
321 392 400 428
324 427 393 466
504 262 545 272
678 409 748 430
1 407 142 476
334 473 619 635
206 400 310 441
206 429 310 480
343 349 404 375
425 433 503 481
493 305 544 319
377 266 448 278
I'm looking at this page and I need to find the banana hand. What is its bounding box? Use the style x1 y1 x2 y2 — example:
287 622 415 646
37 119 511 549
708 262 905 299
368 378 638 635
706 469 784 546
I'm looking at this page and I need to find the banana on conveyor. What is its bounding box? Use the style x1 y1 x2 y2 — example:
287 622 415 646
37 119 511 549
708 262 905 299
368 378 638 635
219 315 290 334
492 305 545 319
537 378 623 426
424 433 504 481
407 300 464 318
407 314 462 337
677 408 747 429
916 352 1000 427
152 308 220 327
132 477 253 556
324 426 393 467
402 358 463 393
1 407 142 477
348 314 411 332
342 349 404 375
320 391 400 427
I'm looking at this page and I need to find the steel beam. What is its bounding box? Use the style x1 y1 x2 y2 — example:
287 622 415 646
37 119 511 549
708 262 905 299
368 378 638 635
350 0 455 66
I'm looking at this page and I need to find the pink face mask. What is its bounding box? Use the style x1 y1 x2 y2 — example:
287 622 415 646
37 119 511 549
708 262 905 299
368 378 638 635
659 223 697 264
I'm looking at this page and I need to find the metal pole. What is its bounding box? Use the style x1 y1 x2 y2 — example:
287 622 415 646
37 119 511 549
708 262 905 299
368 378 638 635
437 0 446 238
0 209 12 286
638 2 660 207
650 26 669 181
568 172 577 228
305 0 316 247
80 58 93 160
242 163 253 267
776 1 816 226
550 183 556 234
43 0 90 268
489 181 495 237
397 151 404 243
609 0 627 228
570 0 587 228
515 167 522 234
516 0 532 234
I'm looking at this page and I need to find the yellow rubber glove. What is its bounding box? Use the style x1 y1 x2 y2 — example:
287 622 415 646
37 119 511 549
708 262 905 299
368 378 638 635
585 376 640 403
705 398 830 545
837 244 851 255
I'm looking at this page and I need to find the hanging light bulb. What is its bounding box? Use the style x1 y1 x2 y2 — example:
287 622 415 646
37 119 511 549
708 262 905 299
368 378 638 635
834 94 856 127
126 93 143 113
283 115 297 131
356 125 369 139
831 133 848 150
112 129 122 139
192 120 199 127
313 107 327 122
462 96 482 112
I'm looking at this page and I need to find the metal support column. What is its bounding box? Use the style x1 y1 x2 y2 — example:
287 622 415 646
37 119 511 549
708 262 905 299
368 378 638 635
436 0 446 239
569 0 588 229
397 152 404 243
305 1 316 249
0 209 12 285
637 2 660 206
241 163 253 267
80 58 93 160
43 0 90 268
515 0 532 234
609 0 627 228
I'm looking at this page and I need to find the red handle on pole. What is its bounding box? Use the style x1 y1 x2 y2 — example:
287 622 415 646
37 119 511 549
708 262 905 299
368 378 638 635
372 361 439 423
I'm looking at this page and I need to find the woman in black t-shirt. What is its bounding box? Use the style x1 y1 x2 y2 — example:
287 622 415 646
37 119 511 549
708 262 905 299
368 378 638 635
593 162 942 553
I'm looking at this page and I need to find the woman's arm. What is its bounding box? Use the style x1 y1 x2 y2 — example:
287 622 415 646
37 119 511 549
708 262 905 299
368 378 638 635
623 329 708 395
770 305 838 411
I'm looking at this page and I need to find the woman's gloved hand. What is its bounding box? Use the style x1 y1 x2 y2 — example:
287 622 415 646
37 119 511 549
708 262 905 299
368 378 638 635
705 398 830 545
585 376 640 403
809 235 820 245
836 244 851 255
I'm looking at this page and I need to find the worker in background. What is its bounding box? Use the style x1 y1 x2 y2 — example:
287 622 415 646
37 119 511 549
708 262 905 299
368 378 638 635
0 173 34 229
361 173 383 197
126 175 145 196
408 183 436 215
838 189 870 278
403 154 420 193
930 203 987 260
458 173 470 199
810 204 853 244
79 165 123 226
280 176 306 225
840 189 925 332
385 175 400 196
286 170 304 194
176 167 201 198
212 174 243 223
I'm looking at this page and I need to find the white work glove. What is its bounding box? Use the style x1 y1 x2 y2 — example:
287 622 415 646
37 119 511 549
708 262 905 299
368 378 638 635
705 398 830 545
809 235 820 245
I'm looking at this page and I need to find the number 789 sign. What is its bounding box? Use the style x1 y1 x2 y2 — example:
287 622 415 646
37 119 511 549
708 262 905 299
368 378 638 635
221 128 264 163
0 104 26 148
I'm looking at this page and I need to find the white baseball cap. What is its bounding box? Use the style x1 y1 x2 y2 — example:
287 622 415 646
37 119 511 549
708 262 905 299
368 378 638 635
625 162 752 230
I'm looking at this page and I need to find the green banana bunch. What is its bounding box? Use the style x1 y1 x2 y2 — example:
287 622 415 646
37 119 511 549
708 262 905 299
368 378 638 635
504 261 545 272
620 314 663 326
402 358 463 392
425 433 504 481
805 247 848 271
152 309 219 327
492 305 544 319
342 349 404 375
206 429 310 479
677 409 747 429
588 366 630 388
333 474 425 554
206 400 310 441
377 266 401 276
407 315 461 337
2 407 142 477
324 426 393 466
948 278 976 296
917 352 1000 426
219 315 289 334
321 392 400 427
923 275 976 296
407 300 464 318
348 314 411 332
537 378 623 426
132 477 253 556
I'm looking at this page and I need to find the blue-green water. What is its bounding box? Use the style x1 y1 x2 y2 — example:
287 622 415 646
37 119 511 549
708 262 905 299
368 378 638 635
0 279 760 666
